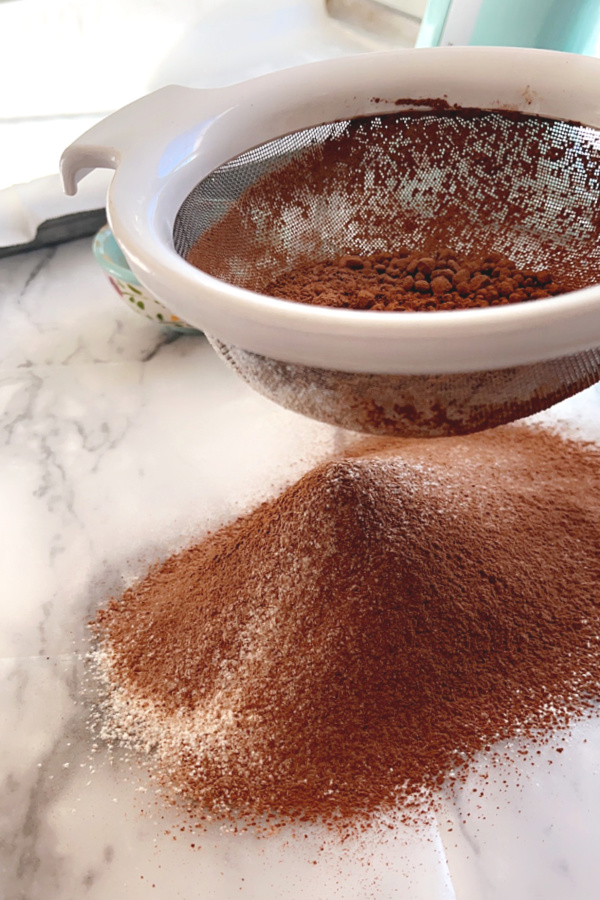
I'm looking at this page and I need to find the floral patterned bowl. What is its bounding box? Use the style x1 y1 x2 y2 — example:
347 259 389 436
92 224 200 332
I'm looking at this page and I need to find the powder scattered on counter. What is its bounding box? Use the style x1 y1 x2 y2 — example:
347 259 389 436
263 248 571 311
91 424 600 834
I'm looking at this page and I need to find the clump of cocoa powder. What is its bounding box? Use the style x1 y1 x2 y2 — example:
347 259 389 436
91 424 600 834
184 110 600 305
264 248 571 311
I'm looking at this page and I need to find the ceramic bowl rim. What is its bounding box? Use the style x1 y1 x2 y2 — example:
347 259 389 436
92 224 142 287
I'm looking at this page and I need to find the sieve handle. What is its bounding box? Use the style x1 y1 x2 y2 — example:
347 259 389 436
60 85 216 195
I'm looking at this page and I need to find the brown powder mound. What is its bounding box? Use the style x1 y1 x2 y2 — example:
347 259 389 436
92 425 600 833
263 247 571 311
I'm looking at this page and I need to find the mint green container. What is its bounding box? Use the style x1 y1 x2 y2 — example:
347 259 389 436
417 0 600 55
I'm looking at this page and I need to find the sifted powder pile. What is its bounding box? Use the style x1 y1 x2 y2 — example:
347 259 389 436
92 425 600 832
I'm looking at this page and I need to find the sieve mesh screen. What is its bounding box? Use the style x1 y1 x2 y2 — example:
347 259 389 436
172 108 600 436
175 110 600 293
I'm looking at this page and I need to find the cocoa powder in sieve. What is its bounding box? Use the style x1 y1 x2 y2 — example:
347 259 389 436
92 424 600 833
184 109 600 299
263 247 571 311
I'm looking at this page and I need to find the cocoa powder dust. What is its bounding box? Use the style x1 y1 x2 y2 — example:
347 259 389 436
178 108 600 439
182 110 600 298
92 424 600 835
263 248 571 312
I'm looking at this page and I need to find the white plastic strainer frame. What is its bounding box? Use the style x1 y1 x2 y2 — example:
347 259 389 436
61 46 600 376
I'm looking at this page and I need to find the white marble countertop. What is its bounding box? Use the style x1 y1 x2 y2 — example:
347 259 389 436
2 237 600 900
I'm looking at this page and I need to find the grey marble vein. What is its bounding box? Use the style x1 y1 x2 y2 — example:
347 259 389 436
0 239 184 370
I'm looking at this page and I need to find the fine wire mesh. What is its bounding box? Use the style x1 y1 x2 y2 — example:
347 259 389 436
173 122 351 267
211 340 600 438
173 110 600 436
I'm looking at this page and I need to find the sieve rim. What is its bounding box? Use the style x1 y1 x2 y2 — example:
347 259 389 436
62 46 600 374
122 231 600 375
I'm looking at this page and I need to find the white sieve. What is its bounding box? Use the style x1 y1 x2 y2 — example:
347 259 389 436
61 47 600 437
